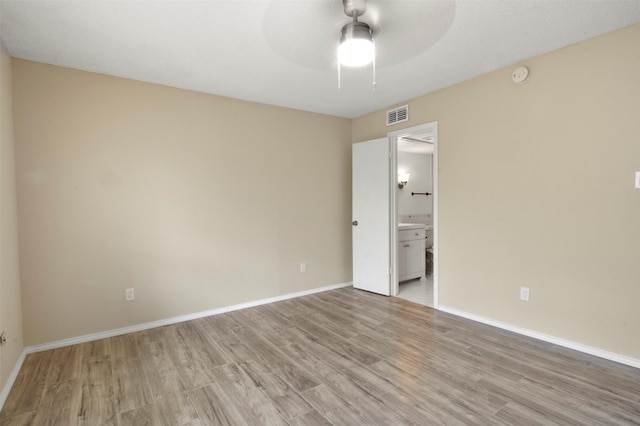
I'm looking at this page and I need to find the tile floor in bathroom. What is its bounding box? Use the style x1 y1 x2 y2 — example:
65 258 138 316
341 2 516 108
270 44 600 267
396 275 433 307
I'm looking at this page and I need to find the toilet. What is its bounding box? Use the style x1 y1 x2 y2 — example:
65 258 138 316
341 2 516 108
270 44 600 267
424 225 433 249
425 225 434 275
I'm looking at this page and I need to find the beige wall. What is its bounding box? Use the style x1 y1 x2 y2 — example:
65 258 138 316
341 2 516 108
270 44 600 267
13 60 353 346
354 23 640 359
7 23 640 361
0 46 24 389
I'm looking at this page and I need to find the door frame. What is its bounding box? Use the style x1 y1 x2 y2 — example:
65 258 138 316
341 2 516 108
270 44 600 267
388 121 439 308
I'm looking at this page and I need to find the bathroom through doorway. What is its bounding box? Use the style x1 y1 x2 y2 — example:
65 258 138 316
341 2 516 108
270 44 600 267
390 122 438 308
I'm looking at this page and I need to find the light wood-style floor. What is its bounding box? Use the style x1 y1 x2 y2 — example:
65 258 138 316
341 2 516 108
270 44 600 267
2 287 639 425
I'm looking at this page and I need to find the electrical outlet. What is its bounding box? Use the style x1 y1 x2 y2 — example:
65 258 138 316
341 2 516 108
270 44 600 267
635 171 640 189
520 287 530 301
300 262 306 273
125 288 135 301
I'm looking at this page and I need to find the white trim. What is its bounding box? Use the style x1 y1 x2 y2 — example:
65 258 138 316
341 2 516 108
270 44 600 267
431 124 439 308
390 136 399 295
25 281 353 354
0 349 27 412
439 305 640 369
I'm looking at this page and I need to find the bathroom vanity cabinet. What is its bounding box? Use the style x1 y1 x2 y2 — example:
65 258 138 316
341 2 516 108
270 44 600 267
398 224 425 282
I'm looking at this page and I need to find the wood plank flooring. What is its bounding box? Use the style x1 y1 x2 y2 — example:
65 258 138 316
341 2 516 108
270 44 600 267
1 287 639 425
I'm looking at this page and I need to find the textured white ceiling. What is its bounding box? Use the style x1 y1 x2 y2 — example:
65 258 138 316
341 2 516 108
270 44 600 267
1 0 639 118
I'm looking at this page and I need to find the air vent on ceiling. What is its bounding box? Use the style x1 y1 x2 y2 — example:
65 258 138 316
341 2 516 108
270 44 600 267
386 104 409 126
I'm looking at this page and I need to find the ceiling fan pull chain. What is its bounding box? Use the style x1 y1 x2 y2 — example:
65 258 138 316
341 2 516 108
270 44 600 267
372 38 376 91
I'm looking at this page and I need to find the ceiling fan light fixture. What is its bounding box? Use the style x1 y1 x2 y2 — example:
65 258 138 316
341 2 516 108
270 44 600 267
338 21 374 67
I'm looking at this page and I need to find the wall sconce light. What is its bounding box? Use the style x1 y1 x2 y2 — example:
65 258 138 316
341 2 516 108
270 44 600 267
398 173 410 188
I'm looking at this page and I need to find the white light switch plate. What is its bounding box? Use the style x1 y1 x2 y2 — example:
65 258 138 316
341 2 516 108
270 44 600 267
636 171 640 189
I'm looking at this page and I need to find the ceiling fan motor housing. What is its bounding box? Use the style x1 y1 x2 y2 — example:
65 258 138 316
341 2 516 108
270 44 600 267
343 0 367 18
340 21 373 44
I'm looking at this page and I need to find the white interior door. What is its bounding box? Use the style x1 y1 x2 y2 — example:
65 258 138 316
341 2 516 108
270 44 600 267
352 138 391 296
0 297 2 378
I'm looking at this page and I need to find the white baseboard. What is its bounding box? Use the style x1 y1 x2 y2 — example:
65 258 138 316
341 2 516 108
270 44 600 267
438 305 640 369
25 281 353 354
0 349 26 412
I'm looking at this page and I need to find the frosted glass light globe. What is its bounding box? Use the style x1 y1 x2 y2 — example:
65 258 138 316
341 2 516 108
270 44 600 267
338 21 374 67
339 38 374 67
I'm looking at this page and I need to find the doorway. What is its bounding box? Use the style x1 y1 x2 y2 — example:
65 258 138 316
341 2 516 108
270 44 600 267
390 122 438 308
351 122 438 304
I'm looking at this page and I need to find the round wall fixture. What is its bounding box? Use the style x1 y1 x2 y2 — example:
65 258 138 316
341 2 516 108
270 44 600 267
512 66 529 84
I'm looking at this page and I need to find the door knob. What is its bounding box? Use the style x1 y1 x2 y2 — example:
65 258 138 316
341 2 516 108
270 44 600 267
352 220 358 226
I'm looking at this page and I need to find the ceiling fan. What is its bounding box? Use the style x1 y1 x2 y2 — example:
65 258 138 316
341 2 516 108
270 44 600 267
262 1 455 87
337 0 376 89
